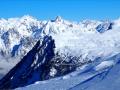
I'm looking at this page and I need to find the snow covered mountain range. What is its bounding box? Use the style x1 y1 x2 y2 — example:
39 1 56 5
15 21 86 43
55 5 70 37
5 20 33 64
0 15 120 89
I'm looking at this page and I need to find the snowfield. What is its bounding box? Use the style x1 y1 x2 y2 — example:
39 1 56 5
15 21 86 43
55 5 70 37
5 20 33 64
16 59 120 90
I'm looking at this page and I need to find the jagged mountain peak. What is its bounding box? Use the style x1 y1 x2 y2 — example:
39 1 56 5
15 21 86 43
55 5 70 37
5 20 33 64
55 16 62 22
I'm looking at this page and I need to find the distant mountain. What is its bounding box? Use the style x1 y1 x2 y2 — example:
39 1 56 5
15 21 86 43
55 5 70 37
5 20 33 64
0 15 114 60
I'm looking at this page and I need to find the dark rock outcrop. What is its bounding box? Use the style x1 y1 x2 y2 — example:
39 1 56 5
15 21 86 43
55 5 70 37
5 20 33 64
0 36 55 89
0 35 76 89
96 22 113 33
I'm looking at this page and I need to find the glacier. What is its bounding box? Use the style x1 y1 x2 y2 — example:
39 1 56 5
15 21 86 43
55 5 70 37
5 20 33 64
0 15 120 89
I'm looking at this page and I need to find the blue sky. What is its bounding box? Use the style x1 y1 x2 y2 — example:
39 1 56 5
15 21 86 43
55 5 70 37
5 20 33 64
0 0 120 21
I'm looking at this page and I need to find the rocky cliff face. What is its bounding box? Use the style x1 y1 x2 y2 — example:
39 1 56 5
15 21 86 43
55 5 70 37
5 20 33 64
0 36 76 89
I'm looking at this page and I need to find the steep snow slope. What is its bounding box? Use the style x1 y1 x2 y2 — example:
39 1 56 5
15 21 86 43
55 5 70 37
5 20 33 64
16 53 120 90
